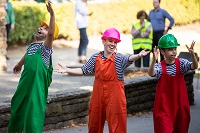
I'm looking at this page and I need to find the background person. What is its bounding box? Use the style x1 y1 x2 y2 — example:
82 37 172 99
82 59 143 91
131 10 153 68
148 0 174 62
75 0 93 64
5 0 15 59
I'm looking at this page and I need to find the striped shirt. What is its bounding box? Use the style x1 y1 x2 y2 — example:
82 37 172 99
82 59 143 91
27 42 53 67
154 58 192 79
81 51 133 81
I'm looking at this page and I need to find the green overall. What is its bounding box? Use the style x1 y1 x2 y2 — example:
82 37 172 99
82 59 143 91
8 44 53 133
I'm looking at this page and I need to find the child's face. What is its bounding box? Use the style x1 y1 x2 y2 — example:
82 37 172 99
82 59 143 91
102 38 118 54
160 47 177 62
36 25 49 40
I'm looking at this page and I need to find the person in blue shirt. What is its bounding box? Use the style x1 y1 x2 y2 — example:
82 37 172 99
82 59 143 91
148 0 174 62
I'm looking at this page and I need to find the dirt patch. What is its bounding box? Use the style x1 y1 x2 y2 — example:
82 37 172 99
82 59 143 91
124 68 149 78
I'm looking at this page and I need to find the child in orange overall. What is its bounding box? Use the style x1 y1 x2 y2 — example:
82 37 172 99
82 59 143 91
55 28 150 133
148 34 198 133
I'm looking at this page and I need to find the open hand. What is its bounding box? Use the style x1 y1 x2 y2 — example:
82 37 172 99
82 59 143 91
54 63 67 74
46 1 54 15
186 40 196 54
139 48 150 57
153 46 159 61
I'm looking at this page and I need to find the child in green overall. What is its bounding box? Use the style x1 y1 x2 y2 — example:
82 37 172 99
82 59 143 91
8 2 59 133
148 34 198 133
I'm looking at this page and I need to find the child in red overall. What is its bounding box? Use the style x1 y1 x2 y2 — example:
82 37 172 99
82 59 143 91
148 34 198 133
55 28 150 133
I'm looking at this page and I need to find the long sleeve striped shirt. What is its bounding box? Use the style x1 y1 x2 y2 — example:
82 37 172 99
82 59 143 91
81 51 133 81
27 42 53 67
154 58 192 79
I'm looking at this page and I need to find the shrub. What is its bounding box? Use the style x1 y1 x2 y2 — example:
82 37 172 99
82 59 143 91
9 0 200 45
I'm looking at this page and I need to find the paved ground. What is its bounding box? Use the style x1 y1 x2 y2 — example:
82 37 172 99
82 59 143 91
1 23 200 132
45 87 200 133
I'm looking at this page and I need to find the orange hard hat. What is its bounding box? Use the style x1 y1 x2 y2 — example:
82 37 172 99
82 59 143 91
40 20 59 40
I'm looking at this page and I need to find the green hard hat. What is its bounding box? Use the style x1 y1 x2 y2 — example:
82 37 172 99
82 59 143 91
158 34 180 48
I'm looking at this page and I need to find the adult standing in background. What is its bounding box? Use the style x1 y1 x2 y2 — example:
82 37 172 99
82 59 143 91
5 0 15 59
148 0 174 62
131 10 153 68
75 0 93 64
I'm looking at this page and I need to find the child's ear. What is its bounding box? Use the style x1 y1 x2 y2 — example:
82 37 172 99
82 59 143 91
102 39 105 44
160 49 165 55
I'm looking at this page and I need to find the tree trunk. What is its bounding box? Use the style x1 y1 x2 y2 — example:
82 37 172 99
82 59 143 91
0 0 7 72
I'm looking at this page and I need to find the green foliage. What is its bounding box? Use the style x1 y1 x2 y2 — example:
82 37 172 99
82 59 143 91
9 2 45 45
9 0 200 45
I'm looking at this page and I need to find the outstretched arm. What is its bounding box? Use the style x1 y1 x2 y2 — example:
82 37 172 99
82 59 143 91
54 63 84 76
148 46 159 76
129 48 150 62
186 40 198 70
44 1 55 48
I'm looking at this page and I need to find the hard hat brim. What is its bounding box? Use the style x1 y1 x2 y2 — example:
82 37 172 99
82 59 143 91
101 37 121 43
40 21 59 39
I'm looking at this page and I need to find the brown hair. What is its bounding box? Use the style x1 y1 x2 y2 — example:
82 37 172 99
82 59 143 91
136 10 148 19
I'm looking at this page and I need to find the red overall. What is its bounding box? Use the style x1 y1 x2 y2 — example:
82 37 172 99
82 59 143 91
153 58 190 133
88 53 127 133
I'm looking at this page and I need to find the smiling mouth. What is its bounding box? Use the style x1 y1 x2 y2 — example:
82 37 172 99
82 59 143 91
109 45 116 50
36 29 42 35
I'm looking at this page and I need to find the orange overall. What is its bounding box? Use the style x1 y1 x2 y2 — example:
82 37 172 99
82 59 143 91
153 58 190 133
88 53 127 133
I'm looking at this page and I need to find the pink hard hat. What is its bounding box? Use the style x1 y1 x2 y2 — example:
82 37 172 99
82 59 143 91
101 28 121 43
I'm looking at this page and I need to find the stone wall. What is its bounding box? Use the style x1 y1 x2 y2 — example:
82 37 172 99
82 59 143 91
0 0 7 72
0 71 195 132
125 71 194 114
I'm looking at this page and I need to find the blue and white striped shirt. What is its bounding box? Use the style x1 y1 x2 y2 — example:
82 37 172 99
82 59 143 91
154 58 192 79
81 51 133 81
27 42 53 67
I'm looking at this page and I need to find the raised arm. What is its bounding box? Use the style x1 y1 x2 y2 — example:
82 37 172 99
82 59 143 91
186 40 198 70
54 63 84 76
148 46 159 76
44 2 55 48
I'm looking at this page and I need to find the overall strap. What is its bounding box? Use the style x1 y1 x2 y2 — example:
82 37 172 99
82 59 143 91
175 58 181 74
161 60 167 75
